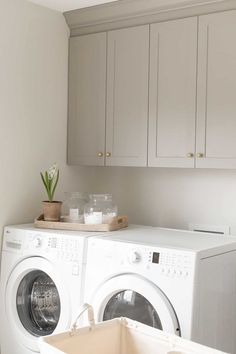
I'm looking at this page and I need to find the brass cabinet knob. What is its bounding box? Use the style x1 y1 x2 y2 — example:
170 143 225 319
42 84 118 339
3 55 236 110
197 153 204 158
98 152 103 157
187 153 194 158
106 152 111 157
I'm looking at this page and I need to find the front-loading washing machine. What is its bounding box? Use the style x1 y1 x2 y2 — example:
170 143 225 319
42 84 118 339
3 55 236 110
84 227 236 354
0 224 103 354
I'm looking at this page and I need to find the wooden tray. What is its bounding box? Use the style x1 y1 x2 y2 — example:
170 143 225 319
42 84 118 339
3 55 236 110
34 215 128 232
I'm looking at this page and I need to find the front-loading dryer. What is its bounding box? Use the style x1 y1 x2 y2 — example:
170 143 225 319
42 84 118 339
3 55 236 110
0 224 102 354
84 227 236 354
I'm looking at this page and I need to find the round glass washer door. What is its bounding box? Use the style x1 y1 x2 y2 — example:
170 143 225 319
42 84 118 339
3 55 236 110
16 270 60 336
103 290 162 329
90 274 180 336
6 257 71 352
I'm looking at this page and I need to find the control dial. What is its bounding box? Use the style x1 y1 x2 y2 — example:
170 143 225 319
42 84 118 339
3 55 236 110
128 251 141 264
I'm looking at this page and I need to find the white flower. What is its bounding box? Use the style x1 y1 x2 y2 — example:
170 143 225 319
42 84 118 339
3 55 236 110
48 164 58 180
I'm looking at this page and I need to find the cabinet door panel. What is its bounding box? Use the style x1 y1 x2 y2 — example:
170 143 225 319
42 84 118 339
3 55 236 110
106 25 149 167
196 10 236 168
149 18 197 168
68 33 106 166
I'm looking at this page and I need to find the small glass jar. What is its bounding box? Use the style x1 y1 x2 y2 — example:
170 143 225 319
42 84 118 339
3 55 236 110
84 194 118 225
63 192 88 223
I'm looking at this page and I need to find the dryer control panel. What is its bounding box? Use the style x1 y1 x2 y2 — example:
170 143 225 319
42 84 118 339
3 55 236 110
125 248 194 278
87 239 196 290
148 250 193 278
89 238 196 282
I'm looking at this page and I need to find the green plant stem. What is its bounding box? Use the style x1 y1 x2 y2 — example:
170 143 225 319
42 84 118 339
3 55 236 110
51 170 59 201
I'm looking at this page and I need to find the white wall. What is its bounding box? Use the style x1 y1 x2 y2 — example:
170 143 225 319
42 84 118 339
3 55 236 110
0 0 235 243
94 167 236 235
0 0 97 239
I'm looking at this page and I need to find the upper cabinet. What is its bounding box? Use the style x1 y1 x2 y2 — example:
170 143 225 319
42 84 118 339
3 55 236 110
68 32 106 166
149 10 236 169
68 26 149 167
67 8 236 169
196 10 236 169
106 25 149 167
148 17 198 168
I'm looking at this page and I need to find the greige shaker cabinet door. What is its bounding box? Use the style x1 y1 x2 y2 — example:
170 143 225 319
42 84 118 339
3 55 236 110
68 33 106 166
196 10 236 168
148 18 198 168
105 25 149 167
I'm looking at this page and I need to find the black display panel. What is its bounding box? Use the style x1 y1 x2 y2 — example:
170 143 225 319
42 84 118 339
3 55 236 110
152 252 160 264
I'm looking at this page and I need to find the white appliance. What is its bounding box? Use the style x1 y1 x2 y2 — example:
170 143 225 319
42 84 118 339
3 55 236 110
0 224 102 354
84 227 236 354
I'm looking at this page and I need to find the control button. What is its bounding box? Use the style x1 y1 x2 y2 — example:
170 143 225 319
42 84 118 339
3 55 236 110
33 237 42 248
72 264 80 276
75 254 79 261
176 270 182 276
165 268 171 276
128 251 141 264
65 253 70 260
49 237 57 248
57 251 62 259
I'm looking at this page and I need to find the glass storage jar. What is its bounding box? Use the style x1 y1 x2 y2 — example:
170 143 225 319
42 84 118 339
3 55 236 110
63 192 88 223
84 194 118 225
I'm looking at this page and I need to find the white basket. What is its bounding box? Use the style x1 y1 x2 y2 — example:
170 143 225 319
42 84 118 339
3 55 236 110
39 304 228 354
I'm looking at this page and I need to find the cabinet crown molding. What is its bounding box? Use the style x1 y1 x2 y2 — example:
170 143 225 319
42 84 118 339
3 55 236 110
64 0 236 36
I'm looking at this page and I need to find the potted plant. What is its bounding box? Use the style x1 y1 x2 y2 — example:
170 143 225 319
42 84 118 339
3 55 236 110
40 164 61 221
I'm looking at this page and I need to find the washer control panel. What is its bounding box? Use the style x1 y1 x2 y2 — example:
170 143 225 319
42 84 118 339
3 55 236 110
3 227 82 262
48 236 81 262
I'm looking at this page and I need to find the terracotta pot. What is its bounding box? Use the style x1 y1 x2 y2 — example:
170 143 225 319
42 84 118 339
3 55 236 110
42 201 62 221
